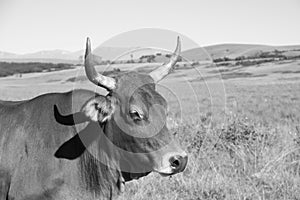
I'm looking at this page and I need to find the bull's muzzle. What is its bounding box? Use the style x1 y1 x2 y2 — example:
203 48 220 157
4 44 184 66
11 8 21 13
169 154 188 174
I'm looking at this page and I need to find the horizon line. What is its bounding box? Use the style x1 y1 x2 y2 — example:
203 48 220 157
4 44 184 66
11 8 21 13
1 42 300 55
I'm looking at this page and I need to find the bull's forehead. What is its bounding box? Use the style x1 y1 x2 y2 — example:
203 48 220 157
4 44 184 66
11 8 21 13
114 71 154 94
112 71 167 108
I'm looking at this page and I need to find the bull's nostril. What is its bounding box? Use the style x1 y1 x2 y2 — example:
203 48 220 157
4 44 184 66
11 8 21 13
171 159 180 168
169 155 188 173
170 156 181 169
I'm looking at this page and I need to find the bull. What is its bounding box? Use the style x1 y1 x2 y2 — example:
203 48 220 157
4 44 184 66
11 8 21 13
0 37 188 199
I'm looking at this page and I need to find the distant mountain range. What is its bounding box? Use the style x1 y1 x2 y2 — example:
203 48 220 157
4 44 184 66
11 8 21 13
0 49 83 64
1 44 300 64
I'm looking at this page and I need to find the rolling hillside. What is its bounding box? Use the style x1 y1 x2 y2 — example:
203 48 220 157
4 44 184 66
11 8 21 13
182 44 300 61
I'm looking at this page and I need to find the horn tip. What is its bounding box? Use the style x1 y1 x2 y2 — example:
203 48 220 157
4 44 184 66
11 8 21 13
86 37 91 47
85 37 91 57
175 36 181 54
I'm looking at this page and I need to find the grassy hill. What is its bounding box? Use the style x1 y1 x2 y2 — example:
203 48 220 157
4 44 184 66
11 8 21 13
0 62 74 77
181 44 300 61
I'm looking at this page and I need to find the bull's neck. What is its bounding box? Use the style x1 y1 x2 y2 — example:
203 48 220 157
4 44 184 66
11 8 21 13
78 121 123 199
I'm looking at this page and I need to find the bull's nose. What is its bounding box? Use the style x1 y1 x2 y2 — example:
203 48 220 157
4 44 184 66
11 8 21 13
169 155 188 174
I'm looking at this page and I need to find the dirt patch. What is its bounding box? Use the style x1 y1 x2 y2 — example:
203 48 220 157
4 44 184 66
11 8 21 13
190 75 219 82
208 69 231 74
222 72 268 79
47 79 61 83
278 77 300 81
134 66 156 73
65 70 124 83
221 72 252 79
251 74 268 78
173 74 187 78
273 70 300 74
191 73 268 82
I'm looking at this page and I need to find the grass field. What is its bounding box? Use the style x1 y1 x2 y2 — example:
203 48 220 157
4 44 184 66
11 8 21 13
1 59 300 199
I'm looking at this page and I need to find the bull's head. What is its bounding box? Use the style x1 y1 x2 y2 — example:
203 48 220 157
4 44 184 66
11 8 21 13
55 37 187 185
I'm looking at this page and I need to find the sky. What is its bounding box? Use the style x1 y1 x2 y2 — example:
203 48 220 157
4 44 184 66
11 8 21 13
0 0 300 54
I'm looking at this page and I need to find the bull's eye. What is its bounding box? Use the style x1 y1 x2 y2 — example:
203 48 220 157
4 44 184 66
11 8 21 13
129 110 144 121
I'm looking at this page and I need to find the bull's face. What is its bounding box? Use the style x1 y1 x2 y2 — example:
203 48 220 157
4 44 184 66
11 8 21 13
106 72 187 178
55 37 187 181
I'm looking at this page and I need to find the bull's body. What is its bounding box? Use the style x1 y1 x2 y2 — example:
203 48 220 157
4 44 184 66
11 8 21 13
0 90 121 199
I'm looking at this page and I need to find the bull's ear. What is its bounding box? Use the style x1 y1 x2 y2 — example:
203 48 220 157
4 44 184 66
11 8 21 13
54 134 85 159
55 123 100 159
81 95 116 123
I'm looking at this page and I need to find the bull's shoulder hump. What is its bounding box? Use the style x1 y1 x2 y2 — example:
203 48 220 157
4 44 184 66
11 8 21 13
0 99 28 107
0 89 100 111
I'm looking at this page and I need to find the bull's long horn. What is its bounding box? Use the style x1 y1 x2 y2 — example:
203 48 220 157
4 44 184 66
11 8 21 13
84 37 116 90
149 37 181 82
